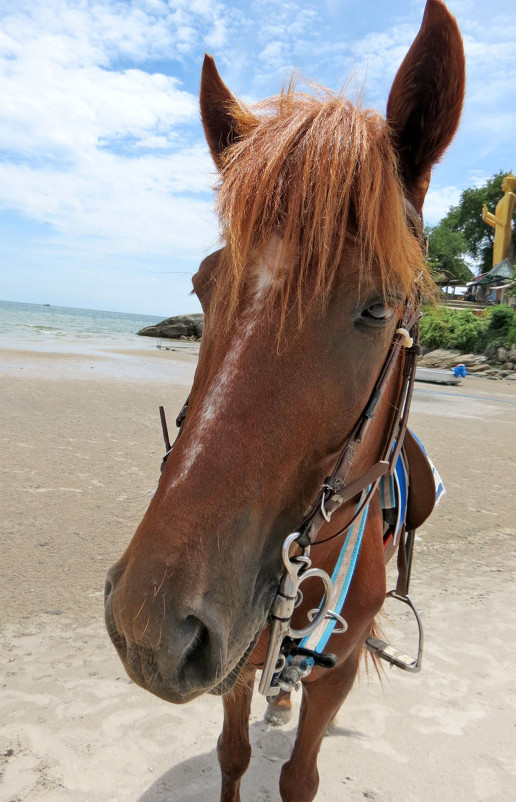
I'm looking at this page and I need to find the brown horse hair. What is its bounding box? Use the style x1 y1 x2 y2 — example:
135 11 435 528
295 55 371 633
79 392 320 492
211 81 433 334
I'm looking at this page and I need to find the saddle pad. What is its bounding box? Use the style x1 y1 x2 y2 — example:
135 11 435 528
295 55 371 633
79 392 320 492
379 430 445 541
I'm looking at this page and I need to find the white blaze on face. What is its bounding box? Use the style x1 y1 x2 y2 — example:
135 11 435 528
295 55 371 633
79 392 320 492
165 239 281 491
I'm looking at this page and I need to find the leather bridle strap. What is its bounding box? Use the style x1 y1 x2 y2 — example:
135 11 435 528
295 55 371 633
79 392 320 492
159 397 189 473
295 302 421 549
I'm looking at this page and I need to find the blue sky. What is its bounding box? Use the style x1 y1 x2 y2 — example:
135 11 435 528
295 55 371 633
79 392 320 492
0 0 515 315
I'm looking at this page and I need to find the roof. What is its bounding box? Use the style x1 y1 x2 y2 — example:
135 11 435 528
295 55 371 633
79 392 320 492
466 258 514 287
487 258 513 280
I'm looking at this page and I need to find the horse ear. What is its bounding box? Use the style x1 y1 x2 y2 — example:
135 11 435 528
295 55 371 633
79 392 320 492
200 54 240 168
386 0 465 213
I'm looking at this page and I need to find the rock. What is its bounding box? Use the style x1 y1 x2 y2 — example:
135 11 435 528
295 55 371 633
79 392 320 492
457 353 487 367
497 347 508 363
418 349 461 369
510 344 516 361
466 363 490 373
138 314 204 340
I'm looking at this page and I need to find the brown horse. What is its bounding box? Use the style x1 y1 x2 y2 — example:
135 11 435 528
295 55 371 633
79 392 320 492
105 2 465 799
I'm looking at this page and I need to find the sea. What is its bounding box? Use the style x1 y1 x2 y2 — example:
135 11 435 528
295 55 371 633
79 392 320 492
0 299 164 350
0 299 200 382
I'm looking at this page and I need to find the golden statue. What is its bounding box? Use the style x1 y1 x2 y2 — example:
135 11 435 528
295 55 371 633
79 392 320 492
482 172 516 267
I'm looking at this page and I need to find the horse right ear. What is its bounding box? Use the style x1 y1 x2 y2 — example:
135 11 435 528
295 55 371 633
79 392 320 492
200 55 240 168
386 0 465 213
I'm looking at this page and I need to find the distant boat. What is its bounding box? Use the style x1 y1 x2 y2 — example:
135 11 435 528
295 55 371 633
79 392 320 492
415 367 462 385
43 303 50 306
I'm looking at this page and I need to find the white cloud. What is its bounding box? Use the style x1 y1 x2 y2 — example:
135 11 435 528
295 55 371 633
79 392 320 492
423 186 462 227
0 145 219 256
0 0 225 264
0 61 198 157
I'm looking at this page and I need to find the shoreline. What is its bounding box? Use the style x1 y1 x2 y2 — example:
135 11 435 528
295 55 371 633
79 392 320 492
0 338 199 383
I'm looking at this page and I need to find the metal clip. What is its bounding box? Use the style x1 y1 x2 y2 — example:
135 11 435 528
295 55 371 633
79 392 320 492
258 533 333 698
320 491 332 522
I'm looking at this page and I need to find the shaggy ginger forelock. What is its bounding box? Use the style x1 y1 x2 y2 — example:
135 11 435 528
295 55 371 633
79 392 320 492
212 84 430 330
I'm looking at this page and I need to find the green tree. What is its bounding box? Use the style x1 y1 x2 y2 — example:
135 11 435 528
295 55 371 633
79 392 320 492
426 217 472 283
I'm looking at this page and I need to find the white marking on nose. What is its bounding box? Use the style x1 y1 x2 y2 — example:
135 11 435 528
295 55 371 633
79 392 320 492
165 241 281 492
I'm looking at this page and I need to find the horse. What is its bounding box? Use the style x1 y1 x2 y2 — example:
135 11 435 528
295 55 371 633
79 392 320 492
104 2 465 799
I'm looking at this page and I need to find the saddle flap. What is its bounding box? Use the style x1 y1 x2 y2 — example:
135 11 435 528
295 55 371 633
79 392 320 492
403 429 436 530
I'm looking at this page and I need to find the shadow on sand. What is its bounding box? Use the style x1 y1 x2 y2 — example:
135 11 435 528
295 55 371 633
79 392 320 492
137 717 299 801
138 716 365 801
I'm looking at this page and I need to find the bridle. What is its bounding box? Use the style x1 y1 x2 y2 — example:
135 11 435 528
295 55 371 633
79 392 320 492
256 298 422 696
158 202 426 698
295 300 421 550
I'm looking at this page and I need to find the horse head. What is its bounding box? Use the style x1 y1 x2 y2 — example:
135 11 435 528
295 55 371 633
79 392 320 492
105 0 464 711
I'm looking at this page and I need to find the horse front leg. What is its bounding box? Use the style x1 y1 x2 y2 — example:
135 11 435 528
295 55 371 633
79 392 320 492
279 645 362 802
217 666 257 802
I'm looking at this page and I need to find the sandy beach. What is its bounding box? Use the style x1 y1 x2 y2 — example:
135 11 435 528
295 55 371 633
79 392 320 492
1 340 515 802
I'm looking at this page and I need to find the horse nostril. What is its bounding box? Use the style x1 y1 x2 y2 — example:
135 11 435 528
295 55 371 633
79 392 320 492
156 614 217 684
183 617 211 665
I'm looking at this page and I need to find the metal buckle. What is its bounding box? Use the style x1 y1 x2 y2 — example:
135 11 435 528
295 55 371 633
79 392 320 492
320 490 332 522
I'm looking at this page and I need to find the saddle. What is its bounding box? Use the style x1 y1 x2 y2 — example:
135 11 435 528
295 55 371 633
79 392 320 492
404 429 440 531
379 428 442 555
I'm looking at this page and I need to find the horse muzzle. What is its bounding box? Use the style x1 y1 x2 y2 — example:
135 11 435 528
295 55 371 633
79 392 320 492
104 562 263 704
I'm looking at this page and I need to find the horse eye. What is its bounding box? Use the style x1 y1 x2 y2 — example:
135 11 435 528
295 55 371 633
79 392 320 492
362 303 395 321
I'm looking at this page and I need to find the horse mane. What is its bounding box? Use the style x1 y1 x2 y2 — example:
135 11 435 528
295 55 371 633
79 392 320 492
212 82 432 331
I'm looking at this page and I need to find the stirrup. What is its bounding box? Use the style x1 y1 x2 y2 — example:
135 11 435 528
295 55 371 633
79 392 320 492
365 591 423 673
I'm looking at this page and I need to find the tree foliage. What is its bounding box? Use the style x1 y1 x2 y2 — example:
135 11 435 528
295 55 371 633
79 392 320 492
426 218 472 283
427 171 516 278
420 305 516 353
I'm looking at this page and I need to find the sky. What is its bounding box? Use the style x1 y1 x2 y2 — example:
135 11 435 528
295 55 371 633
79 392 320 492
0 0 515 316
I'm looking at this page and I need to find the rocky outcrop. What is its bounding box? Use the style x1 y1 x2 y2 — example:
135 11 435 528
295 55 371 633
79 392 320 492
419 348 516 380
138 314 204 341
418 349 462 369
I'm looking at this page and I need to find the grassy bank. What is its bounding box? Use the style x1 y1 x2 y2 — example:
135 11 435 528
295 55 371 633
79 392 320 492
420 305 516 354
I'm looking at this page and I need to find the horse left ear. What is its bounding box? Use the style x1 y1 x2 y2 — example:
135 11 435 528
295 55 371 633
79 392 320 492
386 0 465 213
200 54 240 168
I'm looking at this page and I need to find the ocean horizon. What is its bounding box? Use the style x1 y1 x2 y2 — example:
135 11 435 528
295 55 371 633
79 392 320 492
0 299 168 351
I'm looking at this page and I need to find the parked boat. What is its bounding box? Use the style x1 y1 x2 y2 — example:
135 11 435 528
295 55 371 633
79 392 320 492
415 367 462 385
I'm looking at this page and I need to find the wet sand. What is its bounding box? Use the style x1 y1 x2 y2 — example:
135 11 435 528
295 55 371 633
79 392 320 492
1 343 515 801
